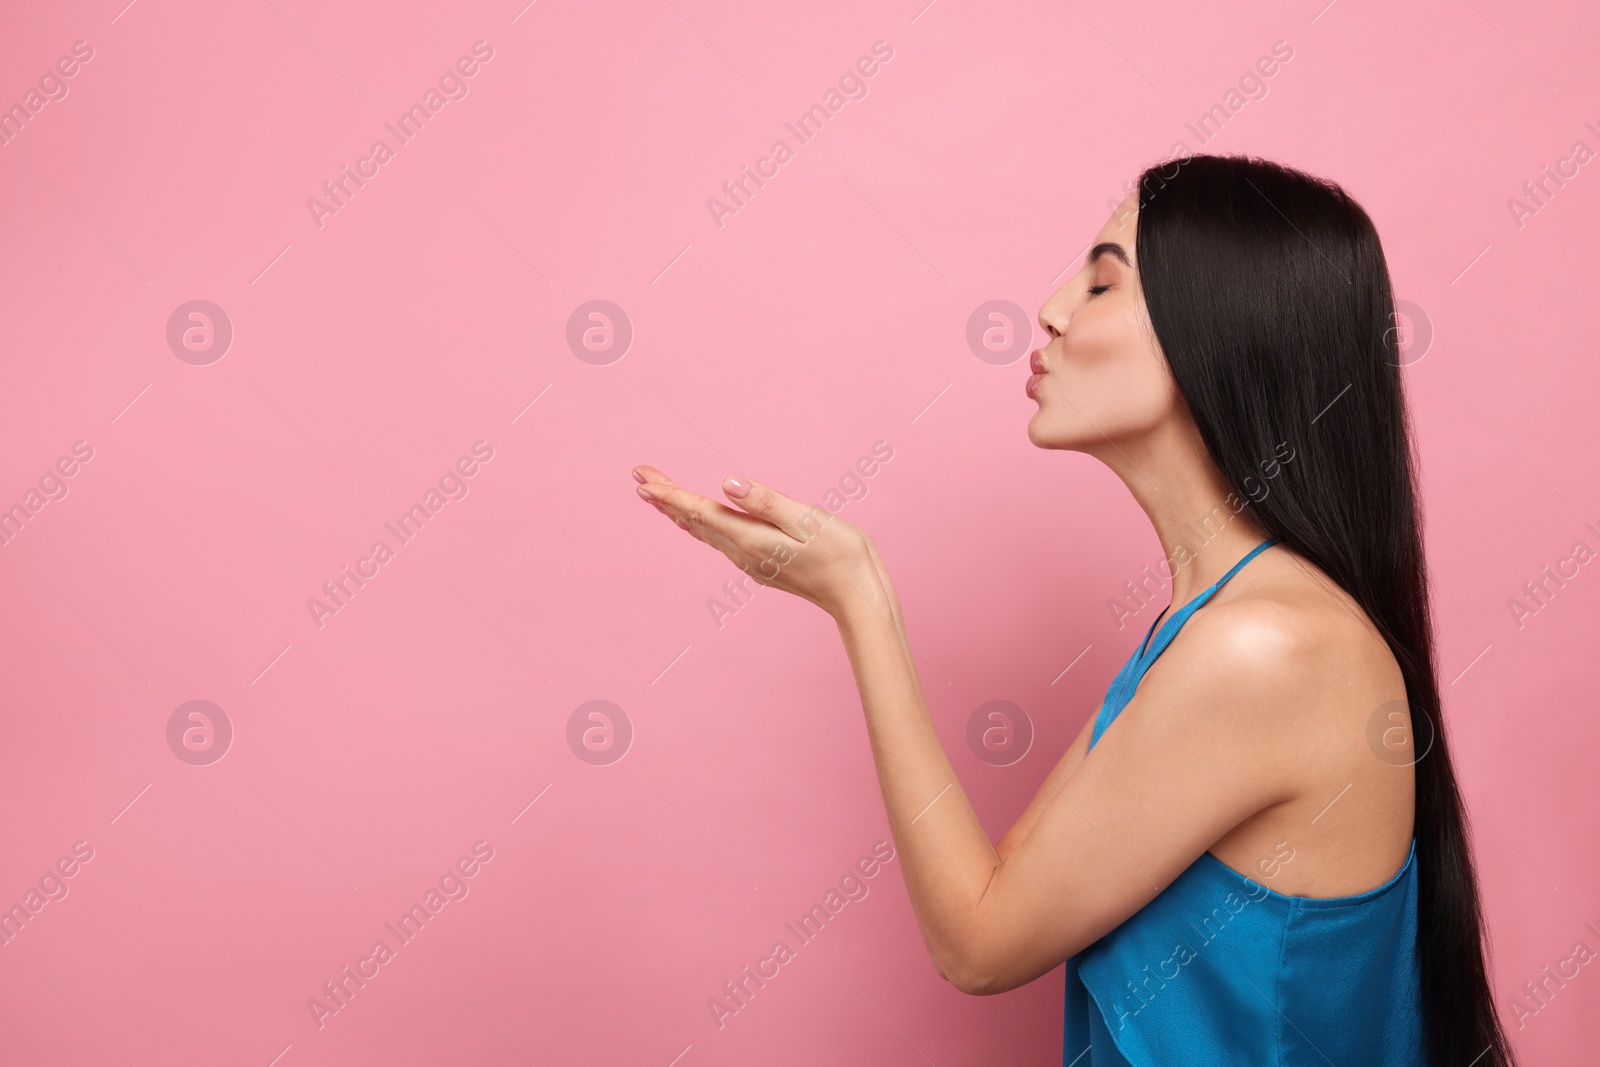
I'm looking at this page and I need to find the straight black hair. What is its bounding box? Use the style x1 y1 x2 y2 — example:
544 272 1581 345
1134 153 1515 1067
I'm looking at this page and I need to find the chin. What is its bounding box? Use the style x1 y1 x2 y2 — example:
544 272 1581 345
1028 413 1110 454
1026 412 1071 450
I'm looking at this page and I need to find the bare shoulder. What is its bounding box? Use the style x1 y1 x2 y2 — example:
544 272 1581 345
1155 549 1404 714
1134 546 1416 892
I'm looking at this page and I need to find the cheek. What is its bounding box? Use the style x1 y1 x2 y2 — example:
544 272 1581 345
1075 310 1177 406
1042 309 1174 437
1073 309 1140 370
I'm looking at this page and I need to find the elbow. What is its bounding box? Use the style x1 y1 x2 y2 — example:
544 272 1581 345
949 969 1003 996
927 890 1040 996
935 942 1012 997
948 964 1011 997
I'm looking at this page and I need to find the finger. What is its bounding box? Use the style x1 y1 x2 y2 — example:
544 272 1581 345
632 464 679 488
634 479 693 527
643 496 695 532
643 497 677 520
643 481 784 551
720 476 834 543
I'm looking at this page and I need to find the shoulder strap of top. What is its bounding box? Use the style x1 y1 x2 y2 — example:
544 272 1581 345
1090 539 1276 750
1214 537 1276 589
1136 605 1168 658
1140 538 1275 665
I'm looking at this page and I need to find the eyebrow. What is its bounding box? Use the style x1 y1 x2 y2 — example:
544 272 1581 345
1088 242 1131 267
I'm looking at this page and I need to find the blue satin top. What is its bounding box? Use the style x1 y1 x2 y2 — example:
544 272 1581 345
1062 539 1425 1066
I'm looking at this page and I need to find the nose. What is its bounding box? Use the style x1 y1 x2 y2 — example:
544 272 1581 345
1038 289 1072 341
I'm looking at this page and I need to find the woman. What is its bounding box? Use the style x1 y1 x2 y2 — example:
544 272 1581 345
632 154 1516 1066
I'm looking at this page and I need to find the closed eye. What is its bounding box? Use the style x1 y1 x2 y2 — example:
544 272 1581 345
1088 284 1110 296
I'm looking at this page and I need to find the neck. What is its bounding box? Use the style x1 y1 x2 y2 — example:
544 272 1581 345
1091 419 1271 606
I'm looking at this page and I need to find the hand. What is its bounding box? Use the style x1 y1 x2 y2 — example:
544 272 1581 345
631 464 892 621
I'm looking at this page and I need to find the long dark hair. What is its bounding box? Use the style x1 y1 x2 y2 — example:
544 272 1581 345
1133 153 1515 1067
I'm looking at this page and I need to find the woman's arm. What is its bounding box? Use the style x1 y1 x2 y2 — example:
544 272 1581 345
852 537 967 982
993 711 1095 862
829 568 1013 989
633 468 1308 994
829 586 1307 993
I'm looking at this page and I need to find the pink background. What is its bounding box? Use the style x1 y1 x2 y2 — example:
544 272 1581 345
2 0 1596 1063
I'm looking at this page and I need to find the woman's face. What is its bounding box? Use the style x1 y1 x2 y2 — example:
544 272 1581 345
1026 196 1181 453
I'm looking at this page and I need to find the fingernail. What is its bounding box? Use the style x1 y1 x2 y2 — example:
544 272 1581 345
632 468 647 484
723 476 749 498
636 485 657 501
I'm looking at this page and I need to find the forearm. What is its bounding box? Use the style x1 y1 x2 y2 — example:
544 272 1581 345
631 470 1012 984
832 578 1002 981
